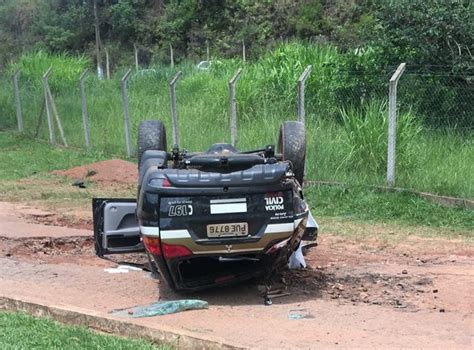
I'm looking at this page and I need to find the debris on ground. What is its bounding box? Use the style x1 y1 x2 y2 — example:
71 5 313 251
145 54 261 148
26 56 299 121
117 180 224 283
268 292 291 299
104 265 143 274
257 284 291 300
288 308 314 320
72 179 87 188
281 267 433 311
112 300 209 318
288 243 306 269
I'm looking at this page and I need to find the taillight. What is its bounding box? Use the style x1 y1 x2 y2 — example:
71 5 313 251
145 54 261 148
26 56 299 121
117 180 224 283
149 176 172 188
143 236 192 259
162 243 192 259
143 236 161 256
162 177 172 187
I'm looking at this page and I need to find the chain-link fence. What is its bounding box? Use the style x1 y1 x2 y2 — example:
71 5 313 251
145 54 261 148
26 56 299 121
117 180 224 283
394 71 473 198
307 67 472 198
1 62 472 199
399 71 473 131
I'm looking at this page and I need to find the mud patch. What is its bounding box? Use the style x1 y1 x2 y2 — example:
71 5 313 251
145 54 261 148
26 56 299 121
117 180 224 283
0 236 149 268
52 159 137 186
1 236 94 258
21 212 92 231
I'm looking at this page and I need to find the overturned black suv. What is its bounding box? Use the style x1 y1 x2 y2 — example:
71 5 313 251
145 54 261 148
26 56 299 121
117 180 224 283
93 120 318 293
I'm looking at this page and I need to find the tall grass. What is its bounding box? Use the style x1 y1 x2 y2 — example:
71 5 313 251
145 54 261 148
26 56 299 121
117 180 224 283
399 131 473 197
340 100 421 174
8 50 89 92
0 44 472 199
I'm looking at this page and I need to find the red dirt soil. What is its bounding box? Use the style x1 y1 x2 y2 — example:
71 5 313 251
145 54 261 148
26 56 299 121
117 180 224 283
53 159 137 186
1 201 473 348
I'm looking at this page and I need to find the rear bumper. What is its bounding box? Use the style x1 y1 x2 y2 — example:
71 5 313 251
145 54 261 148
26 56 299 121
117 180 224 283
151 221 296 255
145 213 310 292
151 251 280 292
145 227 292 291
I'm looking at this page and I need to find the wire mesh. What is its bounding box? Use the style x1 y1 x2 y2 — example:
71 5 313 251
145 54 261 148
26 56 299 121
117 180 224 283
1 64 472 198
398 72 473 132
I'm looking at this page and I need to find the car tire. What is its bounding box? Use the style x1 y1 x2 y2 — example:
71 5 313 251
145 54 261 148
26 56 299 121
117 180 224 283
278 121 306 185
138 120 167 167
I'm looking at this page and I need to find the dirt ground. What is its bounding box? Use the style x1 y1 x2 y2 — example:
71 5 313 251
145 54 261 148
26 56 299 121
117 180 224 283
1 201 473 348
52 159 138 186
0 160 473 348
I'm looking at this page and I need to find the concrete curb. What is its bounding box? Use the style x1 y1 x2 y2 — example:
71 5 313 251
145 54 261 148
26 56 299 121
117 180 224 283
0 296 247 350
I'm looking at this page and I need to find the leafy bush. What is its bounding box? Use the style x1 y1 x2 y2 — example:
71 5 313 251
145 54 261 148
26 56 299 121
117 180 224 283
329 46 387 106
340 99 421 174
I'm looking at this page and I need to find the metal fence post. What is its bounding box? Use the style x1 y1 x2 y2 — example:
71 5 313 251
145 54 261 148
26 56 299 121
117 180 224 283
387 63 406 187
42 67 55 145
12 70 24 132
79 68 91 150
169 71 183 147
120 68 133 157
242 40 246 63
228 68 242 146
297 65 312 124
134 44 139 71
170 44 174 68
47 87 68 147
105 47 110 80
206 40 210 61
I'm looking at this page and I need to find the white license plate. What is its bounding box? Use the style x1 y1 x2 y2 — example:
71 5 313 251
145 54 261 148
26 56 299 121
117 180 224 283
206 222 249 238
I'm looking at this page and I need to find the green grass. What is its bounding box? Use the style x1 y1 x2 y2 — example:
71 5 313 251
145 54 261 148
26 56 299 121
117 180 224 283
339 99 422 174
0 44 472 198
0 130 472 236
399 131 473 197
305 185 474 234
0 311 167 349
0 132 105 180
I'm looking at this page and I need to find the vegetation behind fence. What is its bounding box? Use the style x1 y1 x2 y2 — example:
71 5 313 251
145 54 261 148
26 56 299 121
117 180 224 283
0 43 472 199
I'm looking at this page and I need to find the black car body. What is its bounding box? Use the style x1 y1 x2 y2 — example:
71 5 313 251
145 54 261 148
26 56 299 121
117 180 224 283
93 120 318 292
